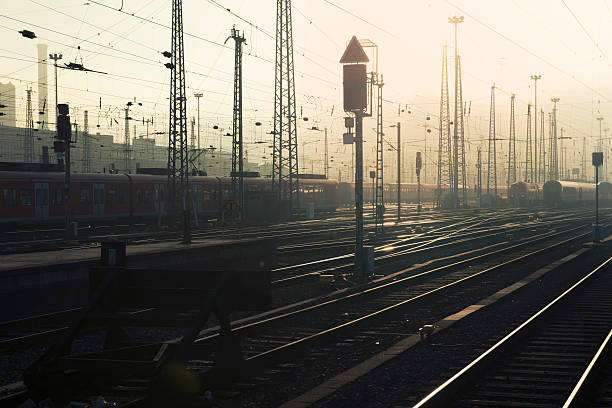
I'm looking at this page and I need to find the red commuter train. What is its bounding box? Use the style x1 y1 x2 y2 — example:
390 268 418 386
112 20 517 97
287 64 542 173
0 171 339 225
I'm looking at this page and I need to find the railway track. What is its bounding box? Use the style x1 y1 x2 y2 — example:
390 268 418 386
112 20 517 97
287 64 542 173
191 222 602 373
0 218 606 405
413 255 612 408
272 209 597 282
0 210 600 354
0 206 561 255
0 209 408 254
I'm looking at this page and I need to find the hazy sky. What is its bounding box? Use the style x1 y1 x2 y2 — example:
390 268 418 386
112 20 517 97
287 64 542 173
1 0 611 178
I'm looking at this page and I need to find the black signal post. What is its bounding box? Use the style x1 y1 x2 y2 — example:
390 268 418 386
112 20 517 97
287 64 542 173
56 103 73 239
340 36 369 281
416 152 422 212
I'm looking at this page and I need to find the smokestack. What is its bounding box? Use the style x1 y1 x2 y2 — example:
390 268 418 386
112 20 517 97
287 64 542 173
37 43 48 130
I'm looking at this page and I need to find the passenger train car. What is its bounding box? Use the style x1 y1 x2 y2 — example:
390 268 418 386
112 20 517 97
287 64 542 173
339 181 479 206
543 180 612 207
0 171 339 225
543 180 595 206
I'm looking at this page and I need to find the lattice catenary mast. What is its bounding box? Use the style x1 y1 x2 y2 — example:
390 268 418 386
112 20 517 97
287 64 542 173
457 55 466 206
437 45 453 207
83 110 90 172
374 72 384 233
487 85 497 197
525 104 532 181
551 98 560 180
507 94 516 190
167 0 189 231
540 109 545 182
24 88 34 166
227 26 246 215
449 16 463 206
273 0 299 213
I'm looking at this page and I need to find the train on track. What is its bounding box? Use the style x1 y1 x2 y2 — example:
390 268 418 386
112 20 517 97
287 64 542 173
509 180 612 207
0 171 339 225
339 181 507 208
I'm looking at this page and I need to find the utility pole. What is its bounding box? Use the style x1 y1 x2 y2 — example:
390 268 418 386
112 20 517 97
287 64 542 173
83 110 90 172
476 147 482 205
559 127 564 179
597 116 604 180
24 88 34 166
457 56 467 206
124 104 130 173
487 85 497 199
324 127 329 178
582 137 587 180
530 75 541 182
525 104 532 181
49 53 62 119
449 16 464 206
416 151 422 212
605 128 610 181
166 0 190 243
508 94 516 191
540 109 545 182
194 92 203 171
226 26 246 219
597 116 603 151
190 117 196 149
396 122 401 221
551 97 560 180
273 0 299 215
437 45 453 208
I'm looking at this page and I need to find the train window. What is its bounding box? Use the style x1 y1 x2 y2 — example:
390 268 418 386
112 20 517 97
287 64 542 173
52 188 63 205
79 189 91 204
135 189 143 204
144 189 153 203
118 190 127 204
107 189 117 205
20 190 33 206
3 189 17 207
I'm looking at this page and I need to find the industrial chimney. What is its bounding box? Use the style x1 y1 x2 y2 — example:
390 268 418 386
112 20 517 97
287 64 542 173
37 43 48 130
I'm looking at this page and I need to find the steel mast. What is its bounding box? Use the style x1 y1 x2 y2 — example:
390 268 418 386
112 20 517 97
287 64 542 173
437 45 453 208
487 85 497 198
507 94 516 190
167 0 189 242
226 26 246 218
273 0 299 215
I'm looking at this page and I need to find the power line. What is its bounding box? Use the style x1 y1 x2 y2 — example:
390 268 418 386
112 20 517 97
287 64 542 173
321 0 401 39
560 0 612 69
444 0 612 102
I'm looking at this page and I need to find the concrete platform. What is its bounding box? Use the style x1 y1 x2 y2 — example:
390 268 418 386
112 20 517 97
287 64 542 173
0 238 276 320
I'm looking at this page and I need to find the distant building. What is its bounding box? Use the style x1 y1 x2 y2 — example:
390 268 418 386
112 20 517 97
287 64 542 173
0 123 267 176
0 82 16 128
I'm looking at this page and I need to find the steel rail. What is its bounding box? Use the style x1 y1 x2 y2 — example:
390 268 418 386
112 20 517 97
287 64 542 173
412 255 612 408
